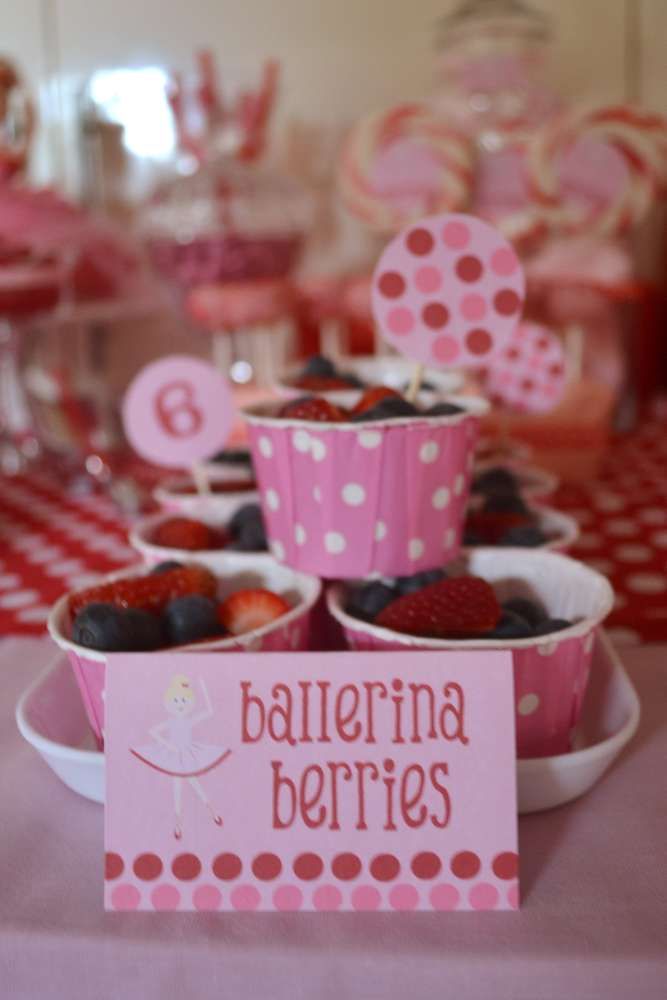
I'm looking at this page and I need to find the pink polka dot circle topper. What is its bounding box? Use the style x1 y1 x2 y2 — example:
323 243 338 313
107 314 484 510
371 213 525 370
481 321 568 414
122 355 234 468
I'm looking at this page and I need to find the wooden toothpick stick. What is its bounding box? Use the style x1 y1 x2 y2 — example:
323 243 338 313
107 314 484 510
406 363 424 403
191 462 211 496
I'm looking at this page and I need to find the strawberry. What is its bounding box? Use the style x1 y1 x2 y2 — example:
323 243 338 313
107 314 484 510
351 385 401 416
375 575 500 638
152 517 214 551
278 396 346 422
69 565 217 619
173 479 256 495
466 510 530 545
294 375 354 391
218 588 291 636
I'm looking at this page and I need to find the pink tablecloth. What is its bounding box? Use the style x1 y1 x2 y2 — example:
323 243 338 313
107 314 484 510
1 638 666 1000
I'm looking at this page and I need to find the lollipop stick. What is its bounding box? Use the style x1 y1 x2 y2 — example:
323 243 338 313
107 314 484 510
406 363 423 403
192 462 211 496
564 324 584 381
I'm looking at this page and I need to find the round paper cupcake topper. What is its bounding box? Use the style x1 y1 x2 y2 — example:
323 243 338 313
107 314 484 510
122 355 234 468
480 322 567 413
372 213 525 370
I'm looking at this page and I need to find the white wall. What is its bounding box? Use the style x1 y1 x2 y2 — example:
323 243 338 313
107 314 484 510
0 0 664 185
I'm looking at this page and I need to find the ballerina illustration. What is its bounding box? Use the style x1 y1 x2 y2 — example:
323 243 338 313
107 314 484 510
130 675 231 840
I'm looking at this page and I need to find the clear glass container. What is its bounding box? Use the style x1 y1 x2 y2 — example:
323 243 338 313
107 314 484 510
434 0 558 142
141 156 311 294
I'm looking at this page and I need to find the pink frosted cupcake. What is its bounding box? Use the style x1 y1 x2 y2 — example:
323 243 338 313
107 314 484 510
244 390 488 578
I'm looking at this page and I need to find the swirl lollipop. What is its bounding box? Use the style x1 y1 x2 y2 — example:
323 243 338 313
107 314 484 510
372 213 525 391
339 104 473 233
527 103 667 237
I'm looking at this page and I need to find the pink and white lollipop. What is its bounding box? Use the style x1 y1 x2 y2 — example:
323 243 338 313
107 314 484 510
527 103 667 237
339 104 473 233
479 322 567 414
371 212 525 370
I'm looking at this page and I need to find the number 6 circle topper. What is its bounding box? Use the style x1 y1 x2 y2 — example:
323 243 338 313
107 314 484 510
122 356 235 468
371 213 526 369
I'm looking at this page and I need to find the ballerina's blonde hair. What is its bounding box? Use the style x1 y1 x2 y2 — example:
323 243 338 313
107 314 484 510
165 674 194 702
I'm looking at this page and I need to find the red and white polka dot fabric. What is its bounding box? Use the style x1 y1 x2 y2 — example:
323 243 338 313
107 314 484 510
0 473 137 636
555 416 667 646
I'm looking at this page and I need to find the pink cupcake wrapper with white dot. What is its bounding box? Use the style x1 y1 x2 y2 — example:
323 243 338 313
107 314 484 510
326 548 614 759
48 561 320 748
245 402 486 579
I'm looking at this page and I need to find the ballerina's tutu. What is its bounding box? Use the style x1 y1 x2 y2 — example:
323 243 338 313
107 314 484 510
131 718 230 777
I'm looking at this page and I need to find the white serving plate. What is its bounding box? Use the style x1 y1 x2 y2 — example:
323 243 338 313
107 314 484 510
16 633 638 812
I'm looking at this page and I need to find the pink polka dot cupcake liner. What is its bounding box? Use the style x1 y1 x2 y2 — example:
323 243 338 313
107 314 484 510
244 397 488 579
327 549 614 758
48 558 321 748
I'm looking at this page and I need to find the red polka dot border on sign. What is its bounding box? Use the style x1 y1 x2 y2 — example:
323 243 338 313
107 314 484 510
331 852 362 881
492 851 519 880
450 851 481 879
104 852 124 880
369 854 401 882
251 853 282 881
132 853 163 881
212 852 243 880
172 853 202 880
105 850 520 911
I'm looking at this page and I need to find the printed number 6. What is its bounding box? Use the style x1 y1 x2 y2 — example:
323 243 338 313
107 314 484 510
154 381 204 438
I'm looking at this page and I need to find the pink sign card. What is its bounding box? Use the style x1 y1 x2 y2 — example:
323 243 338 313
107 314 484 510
371 212 525 370
122 355 234 469
104 650 519 912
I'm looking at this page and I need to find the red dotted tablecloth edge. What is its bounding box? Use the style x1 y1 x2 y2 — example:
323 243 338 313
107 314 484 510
0 416 665 643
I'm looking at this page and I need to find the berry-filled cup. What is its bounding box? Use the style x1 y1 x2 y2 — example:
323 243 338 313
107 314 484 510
327 548 613 758
130 504 269 570
275 353 464 403
464 502 579 552
472 460 559 503
153 474 259 523
244 392 489 578
48 557 321 747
